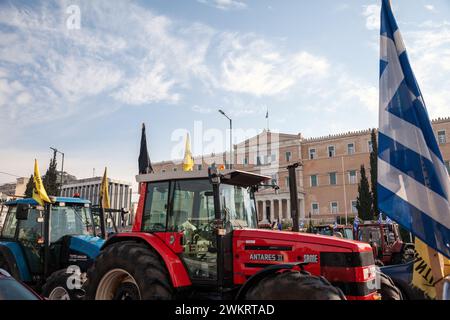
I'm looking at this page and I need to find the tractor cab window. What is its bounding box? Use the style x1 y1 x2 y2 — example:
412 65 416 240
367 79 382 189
1 207 18 238
219 184 257 230
168 179 216 281
50 205 93 243
358 226 382 247
142 182 170 232
17 208 44 274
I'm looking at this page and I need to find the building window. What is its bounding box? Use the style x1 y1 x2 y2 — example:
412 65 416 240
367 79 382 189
328 145 335 158
285 151 292 162
312 202 319 214
285 176 290 188
351 200 358 213
161 169 166 173
173 168 177 172
445 161 450 175
197 164 202 171
256 156 262 166
243 157 248 166
329 172 337 185
437 130 446 144
348 170 357 184
330 202 338 214
309 148 316 160
310 175 318 187
347 143 355 155
368 140 373 153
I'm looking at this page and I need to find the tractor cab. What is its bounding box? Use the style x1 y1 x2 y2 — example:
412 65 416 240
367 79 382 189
134 168 263 282
356 222 414 265
0 197 105 299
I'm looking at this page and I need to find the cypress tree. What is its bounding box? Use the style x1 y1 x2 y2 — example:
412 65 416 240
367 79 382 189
43 153 59 196
24 174 34 198
369 129 379 216
356 164 373 221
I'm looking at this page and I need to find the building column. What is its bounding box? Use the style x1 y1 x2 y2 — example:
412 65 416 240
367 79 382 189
262 201 267 222
287 198 291 219
270 200 275 222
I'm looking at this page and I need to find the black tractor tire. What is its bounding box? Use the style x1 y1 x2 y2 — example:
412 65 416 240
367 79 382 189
379 272 403 300
85 241 172 300
244 269 346 300
41 269 84 300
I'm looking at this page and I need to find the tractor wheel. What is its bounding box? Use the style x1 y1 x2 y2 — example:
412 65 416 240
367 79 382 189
243 269 346 300
85 242 172 300
379 272 403 300
42 269 83 300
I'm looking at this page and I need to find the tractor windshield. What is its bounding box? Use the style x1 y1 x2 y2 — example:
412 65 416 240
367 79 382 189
50 205 94 242
219 184 257 230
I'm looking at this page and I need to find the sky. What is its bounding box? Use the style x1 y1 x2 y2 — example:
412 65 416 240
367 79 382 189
0 0 450 191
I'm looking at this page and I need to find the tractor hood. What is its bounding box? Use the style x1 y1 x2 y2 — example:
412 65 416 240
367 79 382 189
232 229 377 298
68 235 104 260
234 229 371 252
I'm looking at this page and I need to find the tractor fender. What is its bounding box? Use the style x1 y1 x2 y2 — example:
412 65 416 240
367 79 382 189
100 232 191 288
235 262 308 300
0 241 31 282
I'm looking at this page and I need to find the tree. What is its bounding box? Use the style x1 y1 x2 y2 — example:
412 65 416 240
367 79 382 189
43 152 59 196
24 175 34 198
356 164 373 221
369 129 379 217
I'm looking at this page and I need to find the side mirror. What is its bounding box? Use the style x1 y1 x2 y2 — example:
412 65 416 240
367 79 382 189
15 203 30 220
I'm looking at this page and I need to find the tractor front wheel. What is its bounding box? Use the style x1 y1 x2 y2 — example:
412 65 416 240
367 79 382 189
42 269 84 300
243 269 346 300
85 242 172 300
379 272 403 300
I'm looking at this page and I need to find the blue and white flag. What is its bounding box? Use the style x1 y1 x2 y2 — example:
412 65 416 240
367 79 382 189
386 216 393 224
353 216 360 232
378 0 450 258
378 212 383 224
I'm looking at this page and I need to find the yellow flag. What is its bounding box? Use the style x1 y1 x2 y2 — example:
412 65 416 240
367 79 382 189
412 238 450 299
182 133 194 172
32 159 51 206
100 167 110 209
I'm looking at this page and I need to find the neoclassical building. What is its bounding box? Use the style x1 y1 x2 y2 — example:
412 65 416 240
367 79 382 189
151 117 450 225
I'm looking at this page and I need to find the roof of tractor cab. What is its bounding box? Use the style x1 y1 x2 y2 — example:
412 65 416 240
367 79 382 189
5 197 90 206
136 169 271 187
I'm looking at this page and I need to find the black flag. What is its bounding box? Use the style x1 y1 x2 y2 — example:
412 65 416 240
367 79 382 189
138 123 153 174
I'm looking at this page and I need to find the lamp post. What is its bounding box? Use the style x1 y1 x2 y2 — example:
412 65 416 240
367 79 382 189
50 147 64 196
218 109 232 169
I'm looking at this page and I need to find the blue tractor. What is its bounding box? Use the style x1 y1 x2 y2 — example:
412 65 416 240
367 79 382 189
0 197 105 299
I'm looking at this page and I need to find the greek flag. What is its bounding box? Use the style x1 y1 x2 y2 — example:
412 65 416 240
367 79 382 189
353 216 360 232
378 0 450 258
378 212 383 224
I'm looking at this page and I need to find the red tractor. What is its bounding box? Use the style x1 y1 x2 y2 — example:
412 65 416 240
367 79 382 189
355 222 415 266
85 168 390 300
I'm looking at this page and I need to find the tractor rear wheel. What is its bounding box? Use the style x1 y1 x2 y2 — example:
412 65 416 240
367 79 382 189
243 270 346 300
42 269 83 300
379 272 403 300
85 242 172 300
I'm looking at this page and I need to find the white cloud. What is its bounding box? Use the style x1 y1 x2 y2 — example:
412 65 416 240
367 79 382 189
114 63 180 105
424 5 435 12
197 0 247 11
362 4 381 31
216 33 329 96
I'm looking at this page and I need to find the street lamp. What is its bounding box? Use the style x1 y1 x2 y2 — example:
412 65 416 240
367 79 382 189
50 147 64 196
218 109 232 169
